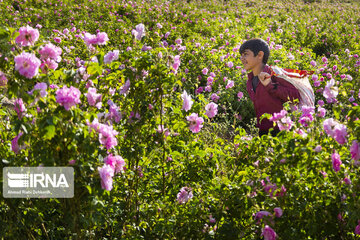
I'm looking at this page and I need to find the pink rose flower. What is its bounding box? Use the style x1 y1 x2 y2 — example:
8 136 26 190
40 58 59 73
120 80 130 95
132 23 145 40
86 87 102 108
95 32 109 45
55 85 81 110
177 187 193 204
53 37 61 43
226 80 234 89
332 152 342 172
98 164 114 191
39 43 62 62
14 52 41 79
104 154 126 174
205 102 218 118
104 50 119 64
14 98 26 120
181 90 193 112
83 32 109 46
108 100 122 123
261 225 277 240
350 140 360 161
28 82 47 97
355 220 360 235
83 32 98 45
255 211 272 223
98 124 118 150
323 79 338 103
0 71 8 86
211 93 220 102
278 116 294 131
15 25 39 46
11 132 24 154
274 207 283 217
173 55 181 73
202 68 209 75
323 118 337 136
333 123 347 145
186 113 204 133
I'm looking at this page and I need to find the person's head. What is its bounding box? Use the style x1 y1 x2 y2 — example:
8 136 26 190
239 38 270 71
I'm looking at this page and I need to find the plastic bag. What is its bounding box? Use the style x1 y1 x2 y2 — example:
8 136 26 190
270 66 315 108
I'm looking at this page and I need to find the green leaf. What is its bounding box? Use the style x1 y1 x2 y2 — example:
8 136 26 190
43 125 56 140
86 185 92 194
87 62 102 76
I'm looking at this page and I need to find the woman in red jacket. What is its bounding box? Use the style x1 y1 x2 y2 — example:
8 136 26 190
239 38 300 136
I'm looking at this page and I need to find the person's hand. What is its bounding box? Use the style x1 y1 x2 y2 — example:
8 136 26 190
259 72 271 86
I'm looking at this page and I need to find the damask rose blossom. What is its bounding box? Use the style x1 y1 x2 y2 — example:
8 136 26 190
40 58 59 72
83 32 109 46
14 98 26 120
104 154 126 174
0 71 7 86
269 110 287 122
254 211 272 224
96 32 109 45
98 124 118 150
39 43 62 62
205 102 218 118
83 32 98 45
14 52 41 79
186 113 204 133
55 86 81 110
120 80 130 95
274 207 283 217
226 80 234 89
177 187 193 204
317 106 326 118
11 132 24 154
323 79 338 103
211 93 220 102
86 87 102 109
323 118 347 144
131 23 145 40
333 124 347 145
350 140 360 161
332 152 342 172
278 116 294 131
28 82 47 97
173 55 181 73
15 25 39 46
108 100 122 123
299 106 315 127
53 37 61 43
202 68 209 75
98 164 114 191
323 118 337 136
104 50 119 64
181 90 193 112
355 220 360 235
261 225 277 240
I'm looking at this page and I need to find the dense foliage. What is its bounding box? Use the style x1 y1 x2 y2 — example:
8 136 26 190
0 0 360 239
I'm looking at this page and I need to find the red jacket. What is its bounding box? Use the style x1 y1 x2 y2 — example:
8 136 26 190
246 65 300 131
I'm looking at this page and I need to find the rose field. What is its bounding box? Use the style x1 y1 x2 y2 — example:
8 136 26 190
0 0 360 239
